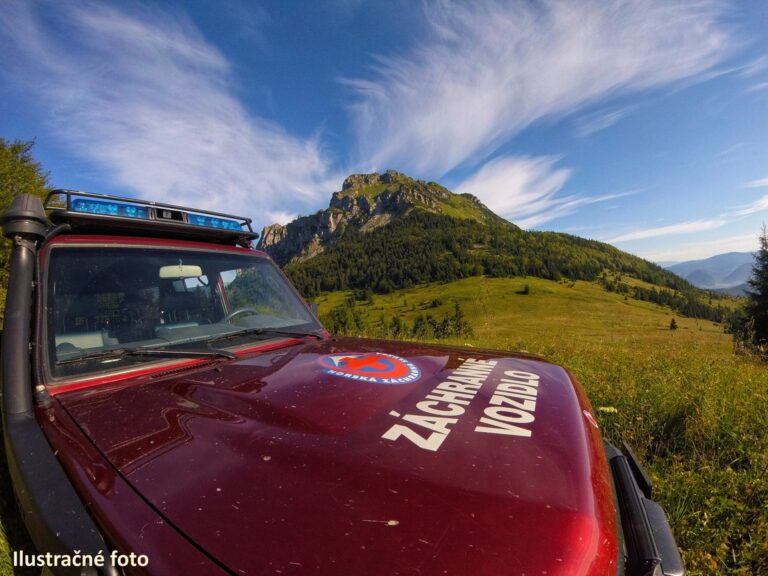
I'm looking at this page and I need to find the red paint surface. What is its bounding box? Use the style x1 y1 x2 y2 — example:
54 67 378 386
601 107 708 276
38 402 231 576
49 337 620 575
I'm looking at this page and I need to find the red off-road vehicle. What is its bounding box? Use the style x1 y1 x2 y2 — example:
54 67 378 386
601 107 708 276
1 191 684 575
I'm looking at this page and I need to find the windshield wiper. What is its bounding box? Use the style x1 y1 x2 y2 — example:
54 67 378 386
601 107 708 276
207 327 323 344
56 346 237 366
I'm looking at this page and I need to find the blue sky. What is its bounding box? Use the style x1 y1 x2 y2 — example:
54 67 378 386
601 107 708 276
1 0 767 263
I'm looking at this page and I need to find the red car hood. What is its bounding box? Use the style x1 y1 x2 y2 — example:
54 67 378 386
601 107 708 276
57 337 619 575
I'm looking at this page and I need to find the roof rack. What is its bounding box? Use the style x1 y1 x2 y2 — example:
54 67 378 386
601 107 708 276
45 189 259 246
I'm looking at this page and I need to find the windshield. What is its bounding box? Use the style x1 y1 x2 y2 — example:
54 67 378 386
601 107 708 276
45 245 321 380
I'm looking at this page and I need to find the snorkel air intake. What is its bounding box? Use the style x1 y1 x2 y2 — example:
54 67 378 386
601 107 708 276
0 194 118 576
1 194 48 416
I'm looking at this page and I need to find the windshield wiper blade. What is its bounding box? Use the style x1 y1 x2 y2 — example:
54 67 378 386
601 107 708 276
56 346 237 366
208 327 322 344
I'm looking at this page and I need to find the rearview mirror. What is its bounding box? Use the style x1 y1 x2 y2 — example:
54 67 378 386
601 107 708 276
159 264 203 279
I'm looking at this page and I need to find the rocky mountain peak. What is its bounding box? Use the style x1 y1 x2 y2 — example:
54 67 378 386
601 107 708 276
258 170 508 266
341 170 403 191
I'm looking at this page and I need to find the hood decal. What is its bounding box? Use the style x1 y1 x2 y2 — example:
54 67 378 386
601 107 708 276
318 352 421 385
474 369 540 438
381 357 498 451
382 361 541 451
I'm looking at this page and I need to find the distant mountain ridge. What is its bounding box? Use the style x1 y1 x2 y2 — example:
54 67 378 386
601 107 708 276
715 283 749 297
665 252 754 292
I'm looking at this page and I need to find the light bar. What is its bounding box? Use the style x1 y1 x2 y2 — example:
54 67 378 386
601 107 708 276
46 189 258 243
187 213 242 231
70 197 243 230
71 198 150 219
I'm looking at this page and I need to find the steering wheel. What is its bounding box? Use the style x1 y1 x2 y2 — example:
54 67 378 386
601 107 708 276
221 307 259 324
56 342 83 354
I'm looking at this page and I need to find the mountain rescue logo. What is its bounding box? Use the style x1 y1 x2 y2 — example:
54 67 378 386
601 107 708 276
319 353 421 385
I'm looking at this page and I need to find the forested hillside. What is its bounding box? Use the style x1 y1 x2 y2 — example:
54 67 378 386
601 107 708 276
284 210 732 322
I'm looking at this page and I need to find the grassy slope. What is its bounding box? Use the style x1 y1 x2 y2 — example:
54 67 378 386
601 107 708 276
0 442 36 576
317 276 768 575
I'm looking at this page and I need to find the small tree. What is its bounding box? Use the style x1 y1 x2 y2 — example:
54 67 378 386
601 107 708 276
324 305 352 334
0 138 50 324
448 302 473 337
0 138 49 205
389 315 405 338
669 318 678 331
743 225 768 354
412 314 428 339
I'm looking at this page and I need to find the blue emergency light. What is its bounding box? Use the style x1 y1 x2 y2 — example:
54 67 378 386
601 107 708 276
71 198 150 219
187 213 242 231
45 190 258 244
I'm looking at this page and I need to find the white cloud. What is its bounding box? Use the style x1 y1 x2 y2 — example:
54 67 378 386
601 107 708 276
642 233 759 263
573 108 629 138
0 1 338 231
606 219 726 243
746 177 768 188
345 0 732 176
737 55 768 78
746 81 768 93
605 189 768 246
733 195 768 216
454 155 631 229
265 211 299 226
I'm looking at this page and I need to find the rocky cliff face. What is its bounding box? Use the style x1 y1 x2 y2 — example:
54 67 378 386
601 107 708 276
259 207 349 266
258 170 504 266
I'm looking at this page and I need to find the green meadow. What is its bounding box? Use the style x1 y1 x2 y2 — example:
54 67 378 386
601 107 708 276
317 276 768 575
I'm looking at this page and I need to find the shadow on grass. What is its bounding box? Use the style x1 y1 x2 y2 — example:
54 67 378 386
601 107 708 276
0 439 38 576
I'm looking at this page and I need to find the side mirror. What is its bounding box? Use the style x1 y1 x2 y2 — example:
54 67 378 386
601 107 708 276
309 302 318 317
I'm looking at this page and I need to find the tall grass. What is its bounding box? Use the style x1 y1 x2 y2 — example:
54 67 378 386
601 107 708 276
0 440 37 576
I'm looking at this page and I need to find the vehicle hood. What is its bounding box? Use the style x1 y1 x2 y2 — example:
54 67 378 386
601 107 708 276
57 337 618 575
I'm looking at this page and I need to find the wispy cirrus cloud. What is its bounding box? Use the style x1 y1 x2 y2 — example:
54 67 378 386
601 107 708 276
605 180 768 245
737 55 768 78
733 179 768 216
454 155 633 229
0 0 338 230
345 0 733 176
573 108 630 138
745 177 768 188
606 219 727 244
733 195 768 217
642 233 759 263
746 82 768 93
265 210 299 226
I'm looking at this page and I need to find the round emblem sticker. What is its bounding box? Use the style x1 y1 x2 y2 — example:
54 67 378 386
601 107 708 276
319 353 421 385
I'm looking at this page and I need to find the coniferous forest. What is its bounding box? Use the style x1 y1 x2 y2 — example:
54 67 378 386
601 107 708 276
285 210 732 323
